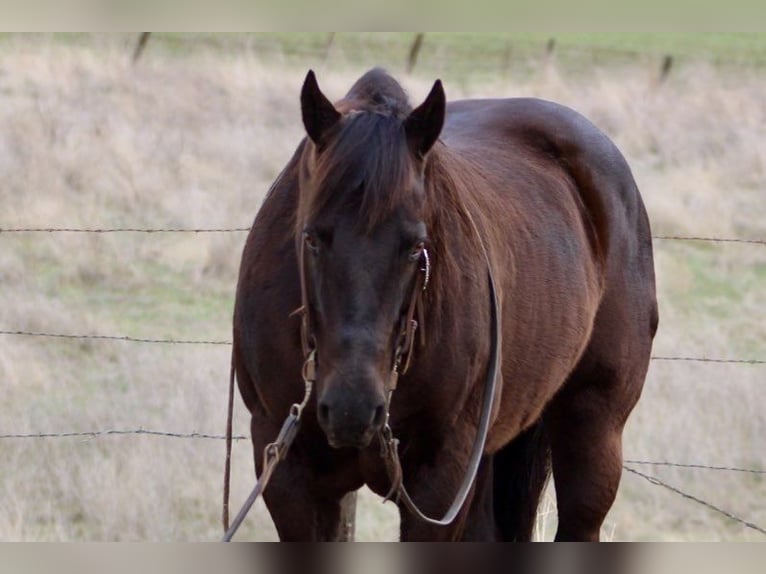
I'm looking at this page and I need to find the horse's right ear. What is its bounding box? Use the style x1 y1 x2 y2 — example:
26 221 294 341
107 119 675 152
404 79 446 158
301 70 341 145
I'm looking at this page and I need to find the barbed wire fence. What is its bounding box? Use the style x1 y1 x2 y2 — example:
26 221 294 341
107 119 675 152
1 224 766 537
4 29 766 535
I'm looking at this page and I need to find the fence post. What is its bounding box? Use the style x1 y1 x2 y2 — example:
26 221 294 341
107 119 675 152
544 37 556 64
546 37 556 56
659 54 673 83
132 32 151 65
406 33 425 74
338 491 357 541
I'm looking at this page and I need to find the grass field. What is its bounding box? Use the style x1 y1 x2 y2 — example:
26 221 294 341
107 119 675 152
1 33 765 541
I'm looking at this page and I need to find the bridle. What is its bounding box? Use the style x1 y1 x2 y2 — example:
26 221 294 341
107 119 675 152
297 232 431 392
222 207 500 540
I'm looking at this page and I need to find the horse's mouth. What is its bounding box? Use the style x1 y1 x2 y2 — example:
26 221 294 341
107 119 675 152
324 427 378 450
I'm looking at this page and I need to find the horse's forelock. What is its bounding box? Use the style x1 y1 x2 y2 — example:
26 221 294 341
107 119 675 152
343 68 412 118
300 110 419 233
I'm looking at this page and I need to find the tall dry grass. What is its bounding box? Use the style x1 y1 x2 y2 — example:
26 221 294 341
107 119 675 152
0 35 764 541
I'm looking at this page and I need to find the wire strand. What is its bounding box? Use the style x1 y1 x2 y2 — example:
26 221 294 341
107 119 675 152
623 459 766 475
623 466 766 536
0 330 230 345
651 355 766 365
1 227 765 245
3 329 764 364
0 429 248 440
0 227 251 233
652 235 766 246
1 429 763 476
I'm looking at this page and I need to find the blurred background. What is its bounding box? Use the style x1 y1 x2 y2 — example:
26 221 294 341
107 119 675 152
0 32 764 541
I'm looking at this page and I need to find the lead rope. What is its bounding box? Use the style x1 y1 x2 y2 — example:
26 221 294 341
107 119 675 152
380 206 501 527
222 238 316 541
222 355 236 532
221 350 316 542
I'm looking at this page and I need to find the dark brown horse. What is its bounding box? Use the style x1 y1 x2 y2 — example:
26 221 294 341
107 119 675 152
232 68 657 541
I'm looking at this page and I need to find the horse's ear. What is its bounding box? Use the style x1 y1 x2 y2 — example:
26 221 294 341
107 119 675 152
404 79 446 158
301 70 341 145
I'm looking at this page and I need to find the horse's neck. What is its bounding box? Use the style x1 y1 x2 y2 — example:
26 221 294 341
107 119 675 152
423 151 492 318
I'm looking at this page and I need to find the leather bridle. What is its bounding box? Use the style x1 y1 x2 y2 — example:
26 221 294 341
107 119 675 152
295 231 430 380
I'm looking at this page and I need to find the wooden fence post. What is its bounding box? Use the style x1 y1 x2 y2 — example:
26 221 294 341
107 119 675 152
406 33 425 74
132 32 151 65
659 54 674 83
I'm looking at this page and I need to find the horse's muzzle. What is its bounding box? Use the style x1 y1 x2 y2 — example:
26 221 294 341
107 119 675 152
316 387 386 449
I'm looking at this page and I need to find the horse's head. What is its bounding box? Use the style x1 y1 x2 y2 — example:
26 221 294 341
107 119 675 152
296 69 445 449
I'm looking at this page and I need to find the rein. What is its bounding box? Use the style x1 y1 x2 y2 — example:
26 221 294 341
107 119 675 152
221 205 500 540
379 206 500 526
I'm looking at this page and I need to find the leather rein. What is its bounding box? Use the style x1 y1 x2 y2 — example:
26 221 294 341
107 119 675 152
222 206 500 539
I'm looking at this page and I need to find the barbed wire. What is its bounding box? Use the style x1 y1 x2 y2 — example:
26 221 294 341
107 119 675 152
623 459 766 475
622 466 766 536
1 329 764 364
0 330 230 345
650 356 766 365
1 428 763 475
0 429 248 440
1 227 765 246
652 235 766 246
0 227 251 233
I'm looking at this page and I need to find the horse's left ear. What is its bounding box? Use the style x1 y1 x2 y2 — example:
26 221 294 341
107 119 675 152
301 70 341 145
404 79 446 158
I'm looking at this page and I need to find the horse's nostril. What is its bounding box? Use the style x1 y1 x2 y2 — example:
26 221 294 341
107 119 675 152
372 404 386 428
318 402 330 426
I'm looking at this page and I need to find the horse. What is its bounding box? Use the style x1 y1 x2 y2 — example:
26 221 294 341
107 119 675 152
231 68 658 541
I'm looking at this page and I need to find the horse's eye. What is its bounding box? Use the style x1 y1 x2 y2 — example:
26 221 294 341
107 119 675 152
409 241 425 261
304 233 319 254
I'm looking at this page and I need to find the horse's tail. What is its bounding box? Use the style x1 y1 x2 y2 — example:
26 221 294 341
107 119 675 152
492 419 551 541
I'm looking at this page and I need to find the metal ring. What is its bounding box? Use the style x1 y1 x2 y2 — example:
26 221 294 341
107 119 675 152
421 248 431 291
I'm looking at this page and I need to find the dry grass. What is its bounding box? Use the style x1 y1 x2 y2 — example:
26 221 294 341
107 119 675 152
0 35 764 541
